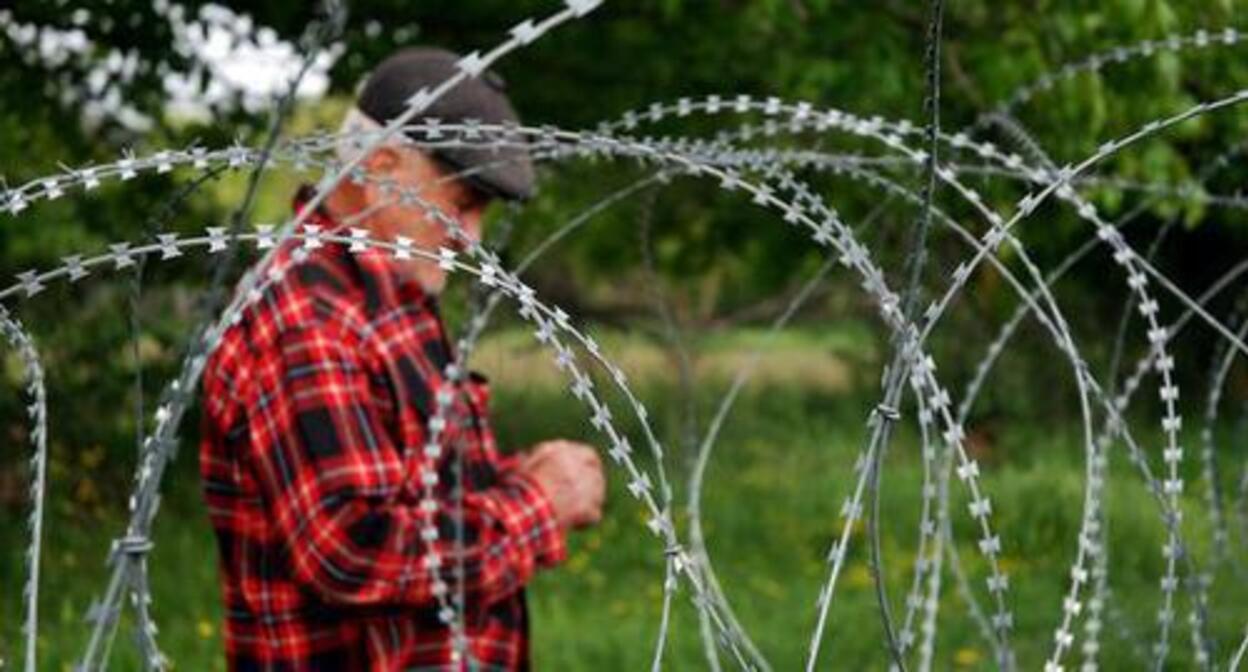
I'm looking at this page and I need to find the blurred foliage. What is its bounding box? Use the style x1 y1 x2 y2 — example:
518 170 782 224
3 0 1247 278
1 0 1248 483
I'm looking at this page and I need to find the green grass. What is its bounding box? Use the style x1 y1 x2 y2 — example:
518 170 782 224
2 327 1246 670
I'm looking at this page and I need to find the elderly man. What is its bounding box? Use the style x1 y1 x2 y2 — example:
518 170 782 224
200 48 605 670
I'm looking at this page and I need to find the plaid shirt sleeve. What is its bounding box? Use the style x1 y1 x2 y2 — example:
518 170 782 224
244 318 566 609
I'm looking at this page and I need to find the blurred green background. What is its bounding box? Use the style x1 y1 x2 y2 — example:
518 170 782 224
3 0 1248 669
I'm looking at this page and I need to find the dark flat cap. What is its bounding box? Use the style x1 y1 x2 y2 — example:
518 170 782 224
356 47 535 202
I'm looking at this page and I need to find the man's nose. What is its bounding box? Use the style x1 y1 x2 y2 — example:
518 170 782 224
461 209 484 243
446 210 482 252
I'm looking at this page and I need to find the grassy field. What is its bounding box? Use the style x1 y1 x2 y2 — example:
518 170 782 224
1 327 1245 670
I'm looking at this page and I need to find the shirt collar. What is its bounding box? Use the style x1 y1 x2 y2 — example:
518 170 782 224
292 184 435 312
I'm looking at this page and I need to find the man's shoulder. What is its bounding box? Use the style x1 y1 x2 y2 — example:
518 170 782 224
247 242 370 333
203 243 374 403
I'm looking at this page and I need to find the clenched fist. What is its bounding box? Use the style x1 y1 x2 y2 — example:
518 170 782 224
518 440 605 530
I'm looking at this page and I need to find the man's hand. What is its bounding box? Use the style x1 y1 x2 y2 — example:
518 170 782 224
518 440 605 530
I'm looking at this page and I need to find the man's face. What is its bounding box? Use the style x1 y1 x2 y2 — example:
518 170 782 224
359 146 493 294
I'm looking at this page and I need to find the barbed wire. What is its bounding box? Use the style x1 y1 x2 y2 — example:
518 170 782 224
3 7 1248 672
4 106 1243 664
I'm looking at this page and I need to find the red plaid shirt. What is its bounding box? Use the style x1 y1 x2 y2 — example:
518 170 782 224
199 192 566 671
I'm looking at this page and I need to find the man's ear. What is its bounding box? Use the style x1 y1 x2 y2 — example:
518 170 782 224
352 147 402 219
364 146 402 176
